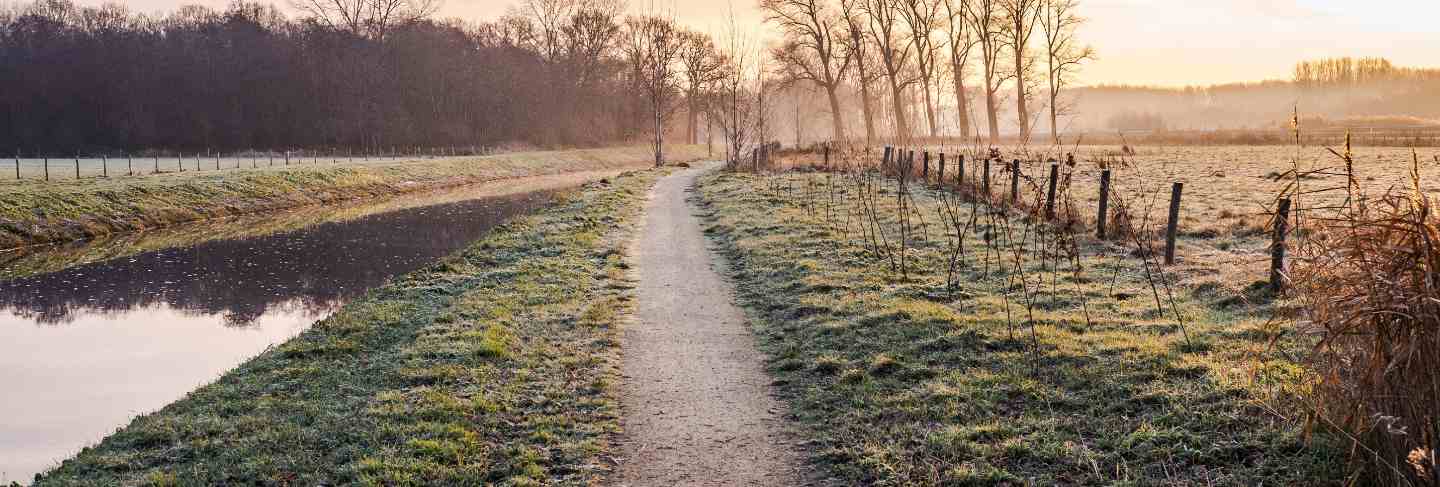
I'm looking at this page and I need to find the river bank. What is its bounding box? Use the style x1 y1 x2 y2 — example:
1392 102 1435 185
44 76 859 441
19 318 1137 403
0 145 703 249
27 168 664 485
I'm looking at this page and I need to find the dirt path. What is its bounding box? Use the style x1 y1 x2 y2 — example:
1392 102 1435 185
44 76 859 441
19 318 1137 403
614 164 806 486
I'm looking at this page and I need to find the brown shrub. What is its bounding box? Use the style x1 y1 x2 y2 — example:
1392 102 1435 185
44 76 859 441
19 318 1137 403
1290 152 1439 486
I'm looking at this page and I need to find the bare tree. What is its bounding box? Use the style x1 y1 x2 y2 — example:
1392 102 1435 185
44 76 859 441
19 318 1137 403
711 12 757 167
862 0 917 141
295 0 438 38
965 0 1007 144
942 0 976 138
762 0 852 142
678 29 724 145
561 1 623 85
897 0 942 138
839 0 880 145
1000 0 1041 143
622 15 685 166
1038 0 1093 145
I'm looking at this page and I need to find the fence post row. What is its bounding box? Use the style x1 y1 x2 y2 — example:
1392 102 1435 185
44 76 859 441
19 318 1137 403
1271 198 1291 293
1044 163 1059 219
1097 169 1112 239
1164 182 1184 265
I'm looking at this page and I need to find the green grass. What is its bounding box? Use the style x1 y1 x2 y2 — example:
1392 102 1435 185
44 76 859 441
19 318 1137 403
0 145 703 249
31 168 665 486
695 171 1345 485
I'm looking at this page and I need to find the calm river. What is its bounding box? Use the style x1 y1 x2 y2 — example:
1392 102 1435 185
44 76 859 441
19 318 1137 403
0 175 596 483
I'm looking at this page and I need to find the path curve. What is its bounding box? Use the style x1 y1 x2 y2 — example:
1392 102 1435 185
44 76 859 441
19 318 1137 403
614 163 806 486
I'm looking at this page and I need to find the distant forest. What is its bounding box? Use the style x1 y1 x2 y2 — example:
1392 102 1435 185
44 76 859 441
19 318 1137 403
1067 57 1440 134
0 0 662 154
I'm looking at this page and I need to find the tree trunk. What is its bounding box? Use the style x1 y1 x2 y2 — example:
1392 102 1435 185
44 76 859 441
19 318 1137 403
1048 85 1059 145
687 98 699 145
858 68 876 145
951 57 971 139
984 71 1000 144
826 86 846 142
922 76 937 138
1013 47 1029 143
888 77 910 141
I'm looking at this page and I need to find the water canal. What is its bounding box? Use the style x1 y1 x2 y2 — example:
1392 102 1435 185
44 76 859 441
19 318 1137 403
0 172 607 483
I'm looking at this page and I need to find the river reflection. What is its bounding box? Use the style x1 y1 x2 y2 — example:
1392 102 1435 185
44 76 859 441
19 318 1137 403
0 185 562 484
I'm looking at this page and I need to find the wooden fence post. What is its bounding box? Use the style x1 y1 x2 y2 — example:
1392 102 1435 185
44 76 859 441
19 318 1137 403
102 154 107 177
127 153 132 176
14 151 19 180
957 154 965 187
823 144 830 167
1010 160 1021 204
938 153 946 185
1097 169 1112 239
922 151 930 180
75 153 80 179
883 146 892 171
982 158 991 195
1164 182 1184 265
1271 198 1291 293
1044 163 1059 219
44 157 49 181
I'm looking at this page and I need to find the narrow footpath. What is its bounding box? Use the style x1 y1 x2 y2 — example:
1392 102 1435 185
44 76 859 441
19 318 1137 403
614 164 806 486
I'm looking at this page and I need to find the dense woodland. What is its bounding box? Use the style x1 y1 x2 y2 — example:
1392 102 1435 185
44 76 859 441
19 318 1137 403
0 0 678 154
3 0 1438 157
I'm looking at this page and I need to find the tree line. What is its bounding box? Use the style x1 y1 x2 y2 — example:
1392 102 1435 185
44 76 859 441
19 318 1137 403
0 0 1096 161
0 0 721 158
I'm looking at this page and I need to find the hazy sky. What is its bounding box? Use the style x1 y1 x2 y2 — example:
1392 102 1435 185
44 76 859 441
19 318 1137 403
75 0 1440 87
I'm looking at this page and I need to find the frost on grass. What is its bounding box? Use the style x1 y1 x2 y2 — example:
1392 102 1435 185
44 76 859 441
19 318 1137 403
696 170 1346 485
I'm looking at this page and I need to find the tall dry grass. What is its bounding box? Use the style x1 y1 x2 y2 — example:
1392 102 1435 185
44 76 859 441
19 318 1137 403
1289 147 1439 486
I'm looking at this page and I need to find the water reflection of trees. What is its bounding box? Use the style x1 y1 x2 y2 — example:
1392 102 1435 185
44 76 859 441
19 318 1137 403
0 192 551 326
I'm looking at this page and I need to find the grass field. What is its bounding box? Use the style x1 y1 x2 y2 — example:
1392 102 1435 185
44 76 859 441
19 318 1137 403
695 168 1351 485
0 145 706 249
29 168 664 486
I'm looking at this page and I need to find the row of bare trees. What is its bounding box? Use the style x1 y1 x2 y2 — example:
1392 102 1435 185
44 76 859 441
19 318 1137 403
0 0 735 161
760 0 1094 146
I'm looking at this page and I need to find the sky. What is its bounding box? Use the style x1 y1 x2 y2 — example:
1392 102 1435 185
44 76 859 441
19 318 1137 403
73 0 1440 87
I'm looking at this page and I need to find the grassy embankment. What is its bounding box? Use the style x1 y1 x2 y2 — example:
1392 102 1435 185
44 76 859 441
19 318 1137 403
0 171 623 280
32 169 665 486
695 170 1346 485
0 145 703 249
